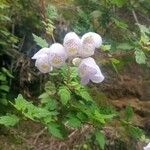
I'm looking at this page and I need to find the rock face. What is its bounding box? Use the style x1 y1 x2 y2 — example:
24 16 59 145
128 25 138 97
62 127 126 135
97 60 150 101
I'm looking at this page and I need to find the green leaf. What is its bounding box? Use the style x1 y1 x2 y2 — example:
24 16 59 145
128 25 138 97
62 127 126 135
0 114 19 127
117 43 134 50
112 18 128 29
101 44 111 51
47 123 64 139
0 85 9 92
0 73 6 81
128 126 144 139
58 86 71 105
66 114 81 128
124 105 133 121
32 34 48 48
135 50 146 64
2 67 14 78
110 0 126 7
78 88 92 101
95 131 105 150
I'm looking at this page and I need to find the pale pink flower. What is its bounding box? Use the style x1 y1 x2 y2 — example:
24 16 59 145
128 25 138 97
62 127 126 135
79 32 102 58
35 54 52 73
63 32 82 57
78 57 104 84
32 48 50 59
81 32 102 48
49 43 67 68
144 143 150 150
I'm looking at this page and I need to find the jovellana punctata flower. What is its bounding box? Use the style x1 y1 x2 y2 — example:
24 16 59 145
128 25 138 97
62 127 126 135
63 32 81 57
79 32 102 58
49 43 67 68
78 57 104 85
32 48 50 60
35 54 52 73
82 32 102 48
143 143 150 150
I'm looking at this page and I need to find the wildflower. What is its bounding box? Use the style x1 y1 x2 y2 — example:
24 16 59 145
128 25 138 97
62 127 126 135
49 43 67 68
79 32 102 58
63 32 81 57
143 143 150 150
78 57 104 84
35 54 52 73
81 32 102 48
32 48 50 59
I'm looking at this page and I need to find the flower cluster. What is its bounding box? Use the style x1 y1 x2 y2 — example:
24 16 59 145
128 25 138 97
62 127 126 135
32 32 104 84
144 143 150 150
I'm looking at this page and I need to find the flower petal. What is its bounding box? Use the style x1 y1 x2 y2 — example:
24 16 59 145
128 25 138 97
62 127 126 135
90 61 104 83
81 32 102 49
49 43 67 68
78 57 104 84
79 43 95 58
63 32 81 57
144 143 150 150
32 48 50 59
35 54 52 73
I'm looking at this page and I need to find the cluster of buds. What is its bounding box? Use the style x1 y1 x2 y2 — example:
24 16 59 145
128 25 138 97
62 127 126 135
32 32 104 84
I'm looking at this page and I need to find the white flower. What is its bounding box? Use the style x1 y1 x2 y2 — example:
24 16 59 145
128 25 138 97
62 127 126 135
144 143 150 150
78 57 104 84
63 32 82 57
32 48 50 59
79 43 95 58
49 43 67 68
35 54 52 73
81 32 102 48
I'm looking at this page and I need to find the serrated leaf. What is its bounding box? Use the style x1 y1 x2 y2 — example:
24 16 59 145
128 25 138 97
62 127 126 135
128 126 143 139
47 123 64 139
2 67 14 78
0 73 6 81
32 34 48 48
110 0 126 7
58 86 71 105
117 43 133 50
124 105 133 121
79 88 92 101
66 114 81 128
95 131 105 150
0 114 19 127
0 85 9 92
101 44 111 51
135 50 146 64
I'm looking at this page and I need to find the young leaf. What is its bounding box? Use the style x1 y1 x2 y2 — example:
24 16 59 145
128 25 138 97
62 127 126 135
47 123 64 139
0 114 19 127
32 34 48 48
0 85 9 92
124 105 133 121
95 131 105 150
135 50 146 64
66 113 81 128
58 86 71 105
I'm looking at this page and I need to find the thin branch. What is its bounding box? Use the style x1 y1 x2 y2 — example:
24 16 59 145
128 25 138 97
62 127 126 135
33 127 47 145
132 9 140 24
